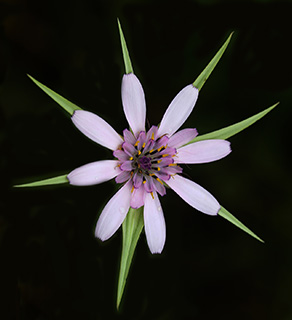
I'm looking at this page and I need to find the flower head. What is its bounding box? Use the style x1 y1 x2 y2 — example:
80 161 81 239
67 73 231 253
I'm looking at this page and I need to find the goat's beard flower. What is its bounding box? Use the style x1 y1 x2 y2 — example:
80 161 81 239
67 73 231 253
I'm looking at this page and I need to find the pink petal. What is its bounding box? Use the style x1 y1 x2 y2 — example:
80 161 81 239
122 73 146 137
130 185 145 209
144 191 166 254
120 160 134 171
95 182 131 241
123 129 136 145
113 149 129 161
157 84 199 137
167 128 198 148
72 110 123 150
68 160 120 186
167 175 220 215
115 171 131 183
175 140 231 164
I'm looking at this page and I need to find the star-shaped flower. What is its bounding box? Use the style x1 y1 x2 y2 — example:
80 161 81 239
67 73 231 253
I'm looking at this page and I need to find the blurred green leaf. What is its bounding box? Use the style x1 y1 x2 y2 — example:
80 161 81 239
193 32 233 91
188 103 278 144
14 174 69 188
28 75 82 115
118 19 134 74
219 206 264 243
117 207 144 309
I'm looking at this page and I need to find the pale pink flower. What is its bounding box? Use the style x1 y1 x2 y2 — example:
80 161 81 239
67 73 231 254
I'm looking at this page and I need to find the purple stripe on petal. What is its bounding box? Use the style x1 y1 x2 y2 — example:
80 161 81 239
95 182 131 241
167 175 220 215
144 191 166 254
72 110 123 150
68 160 120 186
175 140 231 164
168 128 198 148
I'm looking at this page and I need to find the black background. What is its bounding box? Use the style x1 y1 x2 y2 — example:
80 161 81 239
1 0 292 319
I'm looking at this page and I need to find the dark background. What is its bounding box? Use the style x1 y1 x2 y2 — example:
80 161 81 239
1 0 292 319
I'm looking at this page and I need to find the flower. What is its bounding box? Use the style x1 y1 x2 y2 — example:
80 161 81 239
67 73 231 254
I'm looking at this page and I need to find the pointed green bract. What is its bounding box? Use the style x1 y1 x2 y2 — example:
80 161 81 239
28 75 82 115
118 19 134 74
187 103 278 144
117 207 144 309
219 206 264 243
14 174 69 188
193 32 233 91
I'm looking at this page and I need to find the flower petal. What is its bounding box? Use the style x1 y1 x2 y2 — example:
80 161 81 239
130 185 145 209
175 140 231 164
68 160 120 186
122 73 146 137
157 84 199 137
167 128 198 148
72 110 123 150
95 182 131 241
167 175 220 215
144 191 166 254
123 129 136 145
120 160 134 171
115 171 131 183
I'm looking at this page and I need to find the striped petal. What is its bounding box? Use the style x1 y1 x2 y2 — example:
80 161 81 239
95 182 131 241
72 110 123 150
68 160 120 186
167 175 220 215
175 140 231 164
144 191 166 254
122 73 146 137
157 84 199 137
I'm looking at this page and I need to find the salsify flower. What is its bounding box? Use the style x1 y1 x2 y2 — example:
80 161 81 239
67 73 231 253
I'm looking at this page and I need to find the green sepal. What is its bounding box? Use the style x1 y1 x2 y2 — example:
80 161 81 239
219 206 264 243
28 75 82 115
117 207 144 309
188 103 278 144
193 32 233 91
14 174 69 188
118 19 134 74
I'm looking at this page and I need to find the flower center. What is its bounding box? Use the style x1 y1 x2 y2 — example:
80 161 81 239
114 126 183 197
138 156 151 171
